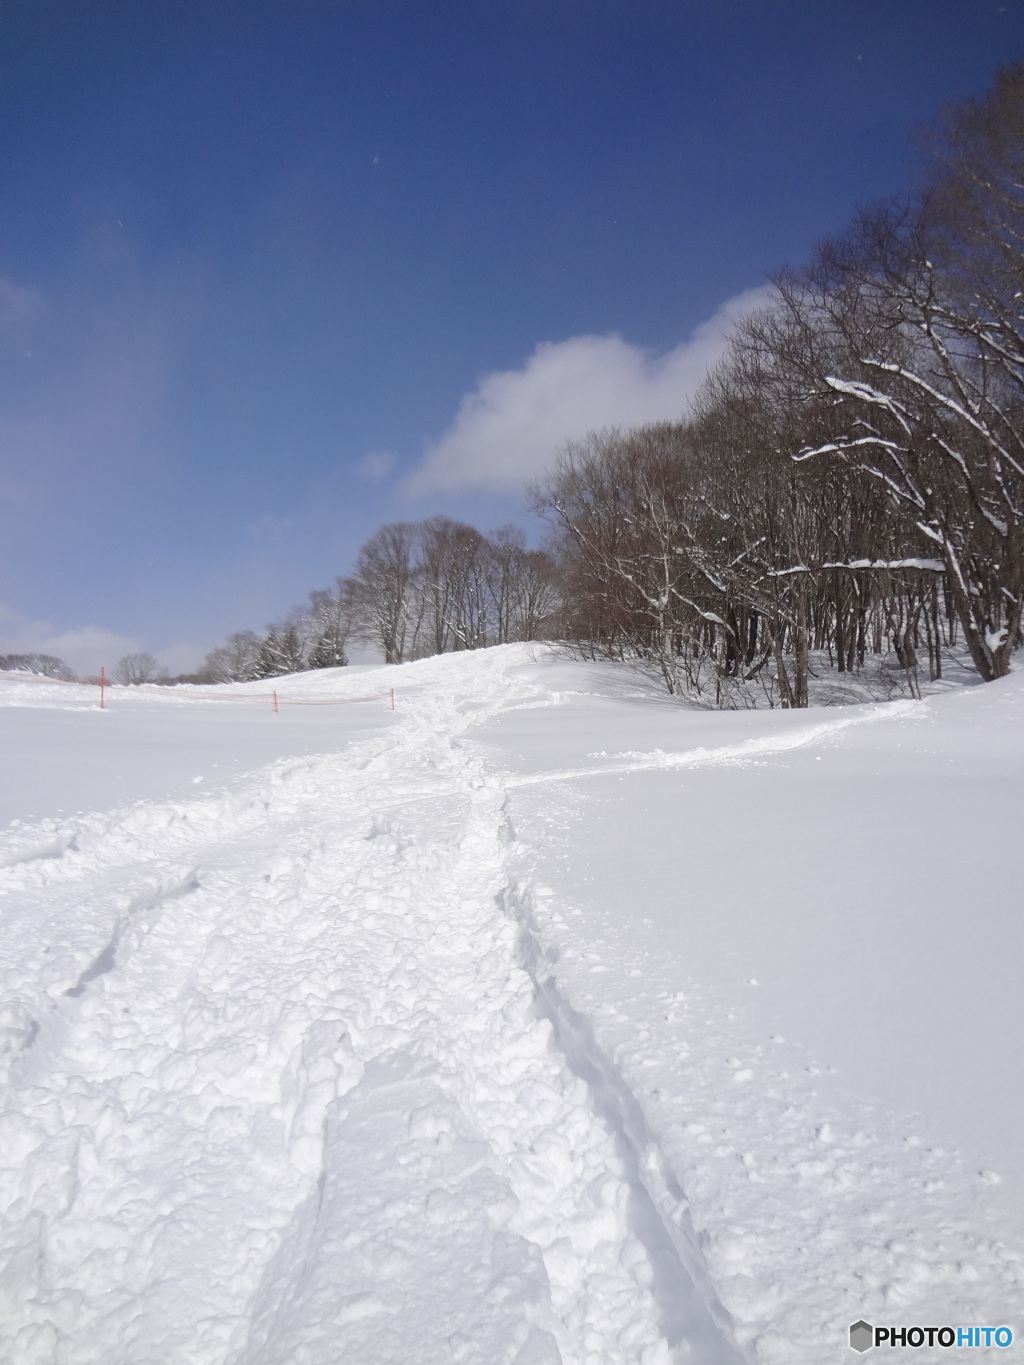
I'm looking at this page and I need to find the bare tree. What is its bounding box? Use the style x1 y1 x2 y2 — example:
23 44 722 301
418 516 466 655
756 66 1024 681
203 631 263 683
487 526 560 643
351 522 420 664
114 653 161 685
773 244 1022 678
445 521 490 650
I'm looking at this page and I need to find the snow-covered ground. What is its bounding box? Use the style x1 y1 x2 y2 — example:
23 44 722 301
0 647 1021 1364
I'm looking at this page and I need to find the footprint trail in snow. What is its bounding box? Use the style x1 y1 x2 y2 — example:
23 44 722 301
0 658 740 1365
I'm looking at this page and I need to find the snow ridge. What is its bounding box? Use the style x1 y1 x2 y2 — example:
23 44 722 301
502 870 746 1364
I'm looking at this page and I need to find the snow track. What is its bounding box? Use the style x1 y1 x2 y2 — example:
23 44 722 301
0 656 742 1364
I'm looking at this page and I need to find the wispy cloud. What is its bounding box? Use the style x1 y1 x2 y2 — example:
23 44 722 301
153 641 207 675
0 277 43 329
246 513 292 539
0 604 208 677
0 603 142 676
407 287 771 494
357 450 397 481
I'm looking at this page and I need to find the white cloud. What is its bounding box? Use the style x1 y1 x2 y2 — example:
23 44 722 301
153 641 208 675
358 450 397 481
0 605 142 677
407 287 772 494
0 276 43 328
246 513 292 538
0 605 209 679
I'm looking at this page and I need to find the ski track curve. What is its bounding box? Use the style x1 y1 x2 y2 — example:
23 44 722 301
0 654 754 1365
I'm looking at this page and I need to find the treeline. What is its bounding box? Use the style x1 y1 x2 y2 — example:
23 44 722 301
203 517 559 682
530 64 1024 704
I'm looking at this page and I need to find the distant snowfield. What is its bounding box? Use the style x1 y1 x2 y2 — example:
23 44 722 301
0 646 1021 1364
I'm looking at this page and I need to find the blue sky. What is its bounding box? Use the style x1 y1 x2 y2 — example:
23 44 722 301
1 0 1022 673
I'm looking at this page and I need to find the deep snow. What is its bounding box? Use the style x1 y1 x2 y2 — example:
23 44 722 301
0 647 1021 1364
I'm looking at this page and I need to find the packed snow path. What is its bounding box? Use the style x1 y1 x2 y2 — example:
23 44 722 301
0 657 740 1365
2 646 1022 1364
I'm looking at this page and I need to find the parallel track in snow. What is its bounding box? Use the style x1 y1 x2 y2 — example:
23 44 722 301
0 661 742 1365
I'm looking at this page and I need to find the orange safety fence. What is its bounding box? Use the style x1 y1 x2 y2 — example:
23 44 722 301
274 694 392 706
0 672 395 712
270 689 395 711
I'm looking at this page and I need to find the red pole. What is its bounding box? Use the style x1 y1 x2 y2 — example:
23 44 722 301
273 689 278 713
100 666 105 710
390 687 394 711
